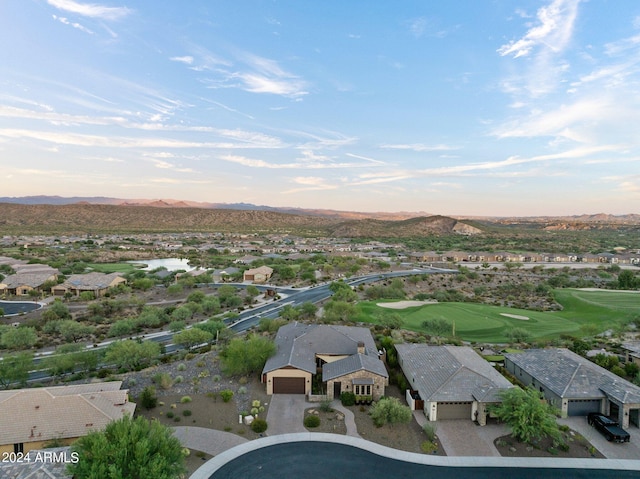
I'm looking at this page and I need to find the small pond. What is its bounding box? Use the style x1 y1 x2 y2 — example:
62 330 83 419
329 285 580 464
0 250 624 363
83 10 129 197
128 258 197 272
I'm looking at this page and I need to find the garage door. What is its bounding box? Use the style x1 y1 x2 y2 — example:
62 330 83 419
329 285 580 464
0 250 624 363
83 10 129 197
567 399 601 416
437 402 472 420
273 377 305 394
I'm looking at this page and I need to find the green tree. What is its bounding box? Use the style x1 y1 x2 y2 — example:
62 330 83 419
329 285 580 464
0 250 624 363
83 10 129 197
279 304 300 321
105 340 160 371
298 302 318 320
370 397 412 427
421 317 451 337
42 300 71 322
246 285 260 301
68 415 186 479
322 300 357 322
173 328 213 349
617 270 638 290
44 353 76 380
140 386 158 410
0 352 33 388
58 320 96 342
490 387 561 444
220 334 276 376
1 326 38 350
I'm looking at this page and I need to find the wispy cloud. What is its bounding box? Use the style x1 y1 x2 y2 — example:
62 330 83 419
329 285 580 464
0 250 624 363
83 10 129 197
52 15 93 34
380 143 459 152
498 0 580 58
282 177 337 193
498 0 581 97
234 53 308 98
47 0 132 20
170 56 194 65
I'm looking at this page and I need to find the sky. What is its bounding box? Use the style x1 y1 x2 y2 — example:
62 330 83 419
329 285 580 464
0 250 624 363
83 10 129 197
1 0 639 216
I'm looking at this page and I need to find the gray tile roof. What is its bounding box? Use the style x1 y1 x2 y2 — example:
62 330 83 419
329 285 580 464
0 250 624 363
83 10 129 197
0 447 72 479
396 344 513 402
262 323 379 375
323 353 388 381
504 348 640 404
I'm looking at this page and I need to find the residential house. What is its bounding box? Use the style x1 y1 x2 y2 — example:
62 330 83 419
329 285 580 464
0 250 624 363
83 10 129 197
504 348 640 429
243 265 273 283
622 342 640 367
262 323 388 401
0 272 58 296
51 272 126 297
0 382 136 455
396 344 513 425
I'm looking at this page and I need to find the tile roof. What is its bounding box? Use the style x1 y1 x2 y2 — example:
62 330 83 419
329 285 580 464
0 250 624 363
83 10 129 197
504 348 640 403
396 344 513 402
0 273 57 289
262 322 379 375
0 382 136 446
60 272 125 290
0 447 72 479
323 353 388 381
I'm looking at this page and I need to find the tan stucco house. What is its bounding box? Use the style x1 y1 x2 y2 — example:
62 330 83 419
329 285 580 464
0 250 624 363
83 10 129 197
0 272 58 296
51 272 127 297
243 265 273 283
0 382 136 455
262 323 388 401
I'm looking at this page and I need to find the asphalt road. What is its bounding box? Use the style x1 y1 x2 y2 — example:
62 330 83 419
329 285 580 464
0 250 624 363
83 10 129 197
209 441 640 479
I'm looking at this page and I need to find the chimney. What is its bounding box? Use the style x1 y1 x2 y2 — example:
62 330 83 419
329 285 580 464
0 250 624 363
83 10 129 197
357 341 365 355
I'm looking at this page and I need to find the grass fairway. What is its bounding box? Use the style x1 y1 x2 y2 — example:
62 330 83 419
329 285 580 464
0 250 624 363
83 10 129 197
357 288 640 343
87 262 141 274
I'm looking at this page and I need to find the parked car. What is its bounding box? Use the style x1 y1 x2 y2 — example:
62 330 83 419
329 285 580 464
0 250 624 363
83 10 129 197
587 412 631 443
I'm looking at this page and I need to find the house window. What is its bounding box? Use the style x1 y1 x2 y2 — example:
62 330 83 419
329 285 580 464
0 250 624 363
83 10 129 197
355 384 372 396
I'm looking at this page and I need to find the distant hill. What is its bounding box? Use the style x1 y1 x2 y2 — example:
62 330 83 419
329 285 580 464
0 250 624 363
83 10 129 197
0 203 479 237
0 196 424 221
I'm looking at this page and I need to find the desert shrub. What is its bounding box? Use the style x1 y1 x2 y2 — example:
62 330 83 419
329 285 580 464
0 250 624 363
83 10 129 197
174 416 181 422
558 442 570 452
166 411 174 419
238 386 247 395
182 410 192 417
319 399 333 412
304 415 321 428
251 418 268 433
340 391 356 406
152 372 173 390
220 389 234 402
177 363 187 371
421 441 438 454
423 422 437 441
558 424 570 433
180 396 192 403
139 386 157 410
251 407 259 415
239 376 248 385
370 397 412 427
212 374 221 382
174 375 183 383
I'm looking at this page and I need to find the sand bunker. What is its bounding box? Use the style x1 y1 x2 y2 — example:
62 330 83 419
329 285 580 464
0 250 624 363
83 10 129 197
500 313 530 321
377 300 438 310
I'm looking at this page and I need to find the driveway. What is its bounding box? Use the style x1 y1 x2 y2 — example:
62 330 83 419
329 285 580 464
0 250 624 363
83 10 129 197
559 416 640 460
265 394 309 435
433 419 509 456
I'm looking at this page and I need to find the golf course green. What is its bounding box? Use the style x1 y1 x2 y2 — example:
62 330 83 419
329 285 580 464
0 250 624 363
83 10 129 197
357 289 640 343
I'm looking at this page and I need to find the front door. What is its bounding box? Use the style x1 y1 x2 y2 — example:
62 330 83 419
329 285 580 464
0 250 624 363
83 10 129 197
333 381 341 398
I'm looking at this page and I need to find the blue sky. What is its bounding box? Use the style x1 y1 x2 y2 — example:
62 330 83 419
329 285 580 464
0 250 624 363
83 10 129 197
1 0 639 216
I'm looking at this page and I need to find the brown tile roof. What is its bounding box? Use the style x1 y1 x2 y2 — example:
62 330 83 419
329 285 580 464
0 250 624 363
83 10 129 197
0 382 136 446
